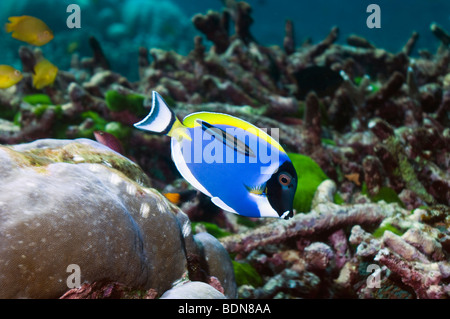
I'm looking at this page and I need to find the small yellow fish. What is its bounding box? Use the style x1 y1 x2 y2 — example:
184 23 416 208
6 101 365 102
32 58 58 89
5 15 53 46
0 65 23 89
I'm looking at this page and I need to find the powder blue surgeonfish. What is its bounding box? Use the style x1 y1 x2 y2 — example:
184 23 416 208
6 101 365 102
134 91 298 219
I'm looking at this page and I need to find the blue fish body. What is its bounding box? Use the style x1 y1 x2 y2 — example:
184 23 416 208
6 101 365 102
135 92 297 219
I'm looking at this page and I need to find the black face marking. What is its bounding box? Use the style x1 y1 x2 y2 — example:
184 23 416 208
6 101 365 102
266 161 298 219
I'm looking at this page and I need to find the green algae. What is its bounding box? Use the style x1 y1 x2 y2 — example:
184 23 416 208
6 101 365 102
232 261 263 287
372 223 404 238
353 76 380 94
31 104 63 118
371 187 404 207
353 76 363 85
321 138 336 146
1 146 53 168
191 221 231 238
383 135 434 204
66 111 131 141
236 215 258 228
13 112 21 126
104 122 131 140
22 94 52 105
288 153 328 213
105 90 146 116
22 94 62 120
333 192 344 205
1 142 151 187
362 183 405 207
79 111 108 138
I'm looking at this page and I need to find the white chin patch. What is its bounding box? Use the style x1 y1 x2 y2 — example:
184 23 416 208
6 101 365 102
250 194 279 218
280 210 291 219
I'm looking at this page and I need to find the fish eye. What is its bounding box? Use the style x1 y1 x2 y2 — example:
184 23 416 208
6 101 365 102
39 31 50 39
14 70 21 76
278 173 292 186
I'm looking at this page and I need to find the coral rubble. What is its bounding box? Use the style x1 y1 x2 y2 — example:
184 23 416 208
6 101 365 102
0 0 448 299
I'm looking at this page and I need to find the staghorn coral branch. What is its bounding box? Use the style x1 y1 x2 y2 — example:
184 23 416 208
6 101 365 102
233 1 255 44
369 118 436 204
303 91 321 149
367 71 405 105
88 36 110 70
402 31 419 56
346 34 375 49
283 19 295 55
306 26 339 63
220 202 390 254
18 46 36 73
81 36 110 71
138 47 150 79
375 243 447 299
430 23 450 47
192 11 230 54
191 36 206 62
220 180 394 254
406 65 420 99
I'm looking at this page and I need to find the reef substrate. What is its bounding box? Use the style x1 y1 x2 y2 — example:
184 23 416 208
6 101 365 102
0 1 448 299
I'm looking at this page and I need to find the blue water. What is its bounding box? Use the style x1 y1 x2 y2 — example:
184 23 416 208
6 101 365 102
176 0 450 53
0 0 449 81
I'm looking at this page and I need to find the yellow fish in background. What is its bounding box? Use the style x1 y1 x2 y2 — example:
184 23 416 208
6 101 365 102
32 57 58 89
5 15 53 46
0 65 23 89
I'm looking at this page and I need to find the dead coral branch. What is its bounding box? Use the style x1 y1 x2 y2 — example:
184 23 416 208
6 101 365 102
220 180 397 254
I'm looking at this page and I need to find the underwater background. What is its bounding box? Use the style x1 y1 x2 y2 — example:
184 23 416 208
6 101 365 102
1 0 450 80
0 0 449 299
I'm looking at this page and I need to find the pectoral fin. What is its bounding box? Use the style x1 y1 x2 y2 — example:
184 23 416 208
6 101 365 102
244 182 267 196
196 119 256 158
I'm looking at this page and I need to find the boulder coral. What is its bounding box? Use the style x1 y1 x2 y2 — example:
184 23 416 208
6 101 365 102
0 138 235 298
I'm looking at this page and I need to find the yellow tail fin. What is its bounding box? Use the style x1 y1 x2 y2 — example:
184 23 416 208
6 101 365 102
5 22 13 33
168 119 192 141
5 16 23 33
